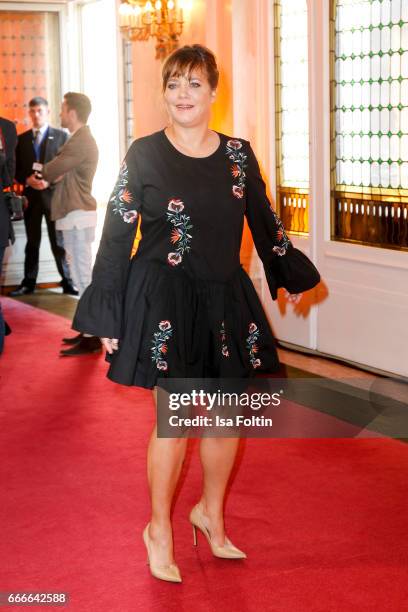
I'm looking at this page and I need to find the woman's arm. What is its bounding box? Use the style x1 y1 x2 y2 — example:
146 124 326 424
244 142 320 300
72 141 143 338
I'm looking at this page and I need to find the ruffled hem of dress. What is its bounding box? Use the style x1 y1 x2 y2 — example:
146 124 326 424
100 261 281 389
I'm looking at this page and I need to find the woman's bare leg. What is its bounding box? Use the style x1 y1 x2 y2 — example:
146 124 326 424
197 437 240 546
146 388 188 566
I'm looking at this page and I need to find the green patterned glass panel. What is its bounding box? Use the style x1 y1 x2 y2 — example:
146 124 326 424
277 0 309 188
335 0 408 189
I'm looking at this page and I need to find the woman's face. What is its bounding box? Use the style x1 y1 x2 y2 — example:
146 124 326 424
163 67 216 128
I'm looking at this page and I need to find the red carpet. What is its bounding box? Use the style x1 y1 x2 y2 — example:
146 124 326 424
1 297 408 612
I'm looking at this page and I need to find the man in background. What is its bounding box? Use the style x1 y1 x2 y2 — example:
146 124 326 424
0 116 17 353
32 92 101 356
10 97 76 296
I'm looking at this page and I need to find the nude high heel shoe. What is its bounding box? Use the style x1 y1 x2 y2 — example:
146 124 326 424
142 523 182 583
189 504 247 559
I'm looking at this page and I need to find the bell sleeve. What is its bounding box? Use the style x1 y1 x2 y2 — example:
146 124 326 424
72 142 143 338
244 142 320 300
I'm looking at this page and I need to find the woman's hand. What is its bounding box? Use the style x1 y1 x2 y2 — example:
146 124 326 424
100 338 119 354
283 290 303 304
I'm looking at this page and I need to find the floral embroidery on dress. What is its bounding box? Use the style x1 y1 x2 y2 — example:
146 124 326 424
109 161 138 223
220 321 229 358
246 322 261 369
226 139 247 199
151 320 173 371
166 198 193 266
271 209 291 256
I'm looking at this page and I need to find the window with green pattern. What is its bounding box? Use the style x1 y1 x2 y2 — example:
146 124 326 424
274 0 310 235
331 0 408 249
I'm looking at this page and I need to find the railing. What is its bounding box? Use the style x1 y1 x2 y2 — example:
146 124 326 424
277 187 309 235
332 192 408 251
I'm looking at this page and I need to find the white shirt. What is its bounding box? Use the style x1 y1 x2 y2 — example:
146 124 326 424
56 209 97 231
32 123 49 140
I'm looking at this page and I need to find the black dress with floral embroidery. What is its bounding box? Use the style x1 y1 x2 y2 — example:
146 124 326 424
72 129 320 389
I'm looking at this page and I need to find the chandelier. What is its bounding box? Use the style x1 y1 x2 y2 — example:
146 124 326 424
118 0 190 60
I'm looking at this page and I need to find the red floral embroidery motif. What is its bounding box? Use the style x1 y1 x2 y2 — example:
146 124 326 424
220 321 229 358
168 198 184 213
271 209 291 256
151 320 173 371
170 228 182 244
168 252 182 266
109 161 138 223
166 199 193 266
121 188 133 204
246 322 261 369
226 139 247 199
232 185 244 199
231 164 241 178
123 210 138 224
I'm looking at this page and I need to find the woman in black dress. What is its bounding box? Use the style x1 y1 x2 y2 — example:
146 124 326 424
73 44 319 582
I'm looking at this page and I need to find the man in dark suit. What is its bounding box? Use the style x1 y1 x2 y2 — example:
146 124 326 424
10 97 77 296
0 115 17 353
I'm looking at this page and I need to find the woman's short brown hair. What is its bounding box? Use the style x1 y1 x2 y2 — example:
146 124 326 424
162 44 219 92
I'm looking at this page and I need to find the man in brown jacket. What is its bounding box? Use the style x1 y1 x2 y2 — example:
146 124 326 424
31 92 101 355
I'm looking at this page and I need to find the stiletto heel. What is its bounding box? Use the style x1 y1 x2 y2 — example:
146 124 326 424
142 523 182 583
189 504 247 559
